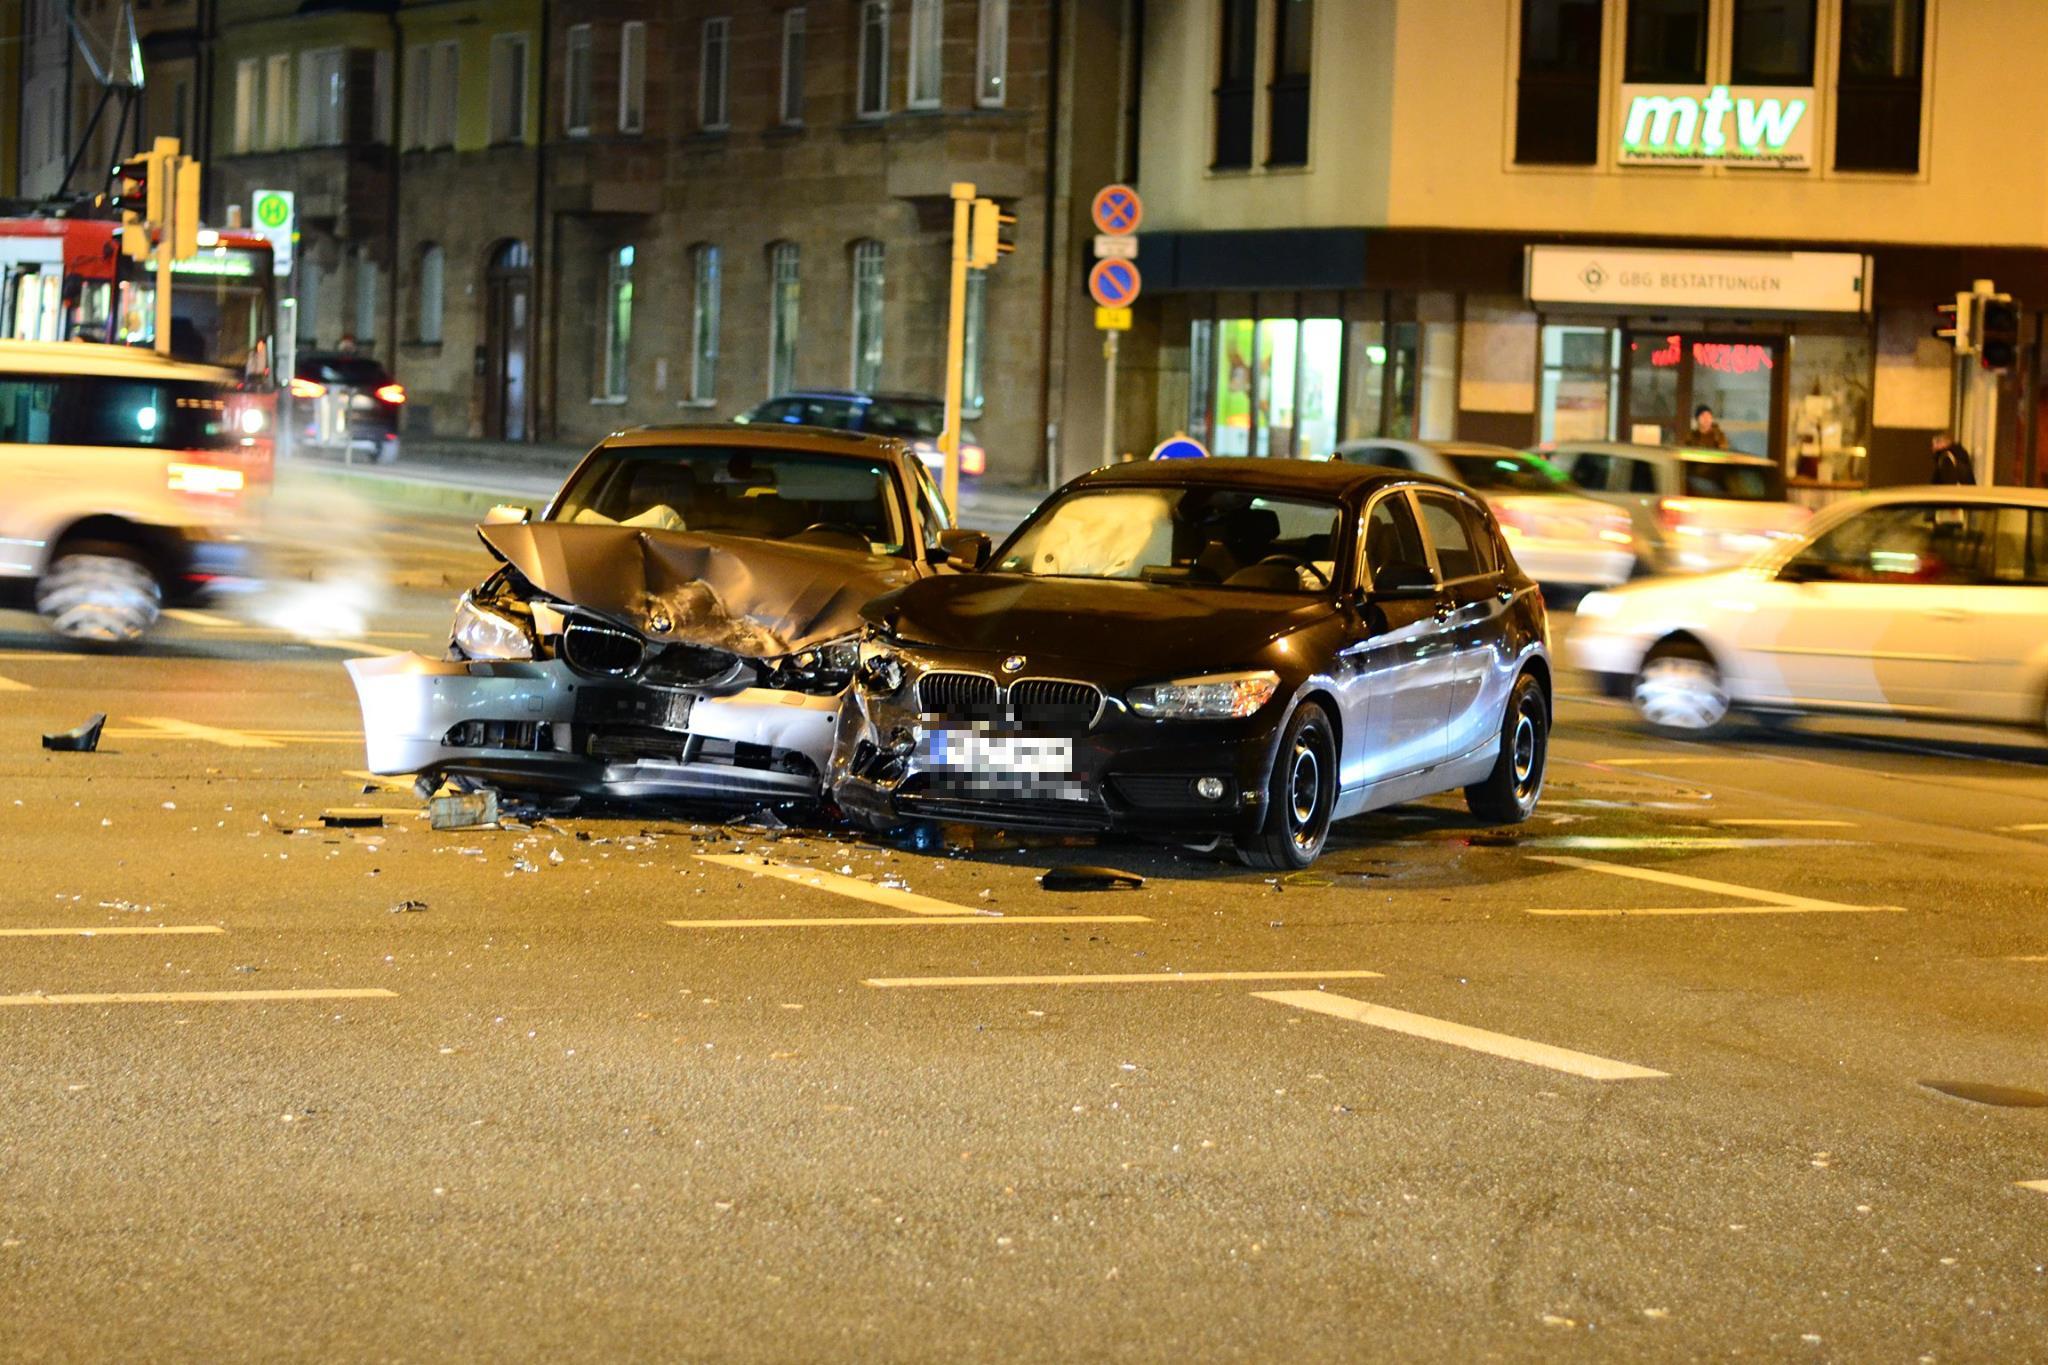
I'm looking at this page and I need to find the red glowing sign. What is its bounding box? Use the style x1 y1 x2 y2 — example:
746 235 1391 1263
1650 334 1681 367
1691 341 1774 374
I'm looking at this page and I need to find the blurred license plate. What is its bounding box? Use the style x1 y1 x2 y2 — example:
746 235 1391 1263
924 730 1073 775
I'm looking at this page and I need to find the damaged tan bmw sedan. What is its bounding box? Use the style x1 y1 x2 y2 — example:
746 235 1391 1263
345 425 990 806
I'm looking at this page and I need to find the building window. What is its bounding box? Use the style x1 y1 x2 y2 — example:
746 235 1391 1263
849 240 884 390
599 245 636 400
1624 0 1707 84
962 268 987 418
373 49 393 144
1731 0 1816 85
564 25 593 136
620 21 647 133
297 47 346 147
1835 0 1924 173
490 34 530 144
1539 325 1620 446
1267 0 1312 166
857 1 889 119
432 42 459 147
262 53 291 150
688 245 719 403
1516 0 1603 165
416 243 445 344
173 77 191 147
700 17 730 131
233 58 257 153
768 242 800 395
780 9 807 125
403 45 429 149
1213 0 1256 169
907 0 942 109
352 248 380 346
976 0 1007 107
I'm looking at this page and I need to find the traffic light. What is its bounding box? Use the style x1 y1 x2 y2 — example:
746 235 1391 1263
968 197 1017 269
112 150 161 261
1933 290 1977 353
1980 297 2021 371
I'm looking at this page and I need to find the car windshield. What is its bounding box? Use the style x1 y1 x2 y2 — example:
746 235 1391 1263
1683 458 1784 501
994 486 1343 593
862 397 946 440
1448 452 1569 492
552 446 908 554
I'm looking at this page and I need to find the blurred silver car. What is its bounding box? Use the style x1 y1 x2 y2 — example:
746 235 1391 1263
1333 439 1635 588
1546 441 1809 574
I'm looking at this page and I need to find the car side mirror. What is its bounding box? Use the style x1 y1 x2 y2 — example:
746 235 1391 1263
1367 562 1437 599
484 503 532 526
934 528 992 570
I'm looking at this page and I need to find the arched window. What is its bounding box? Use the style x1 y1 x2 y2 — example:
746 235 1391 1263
848 240 883 390
416 243 445 345
600 244 636 400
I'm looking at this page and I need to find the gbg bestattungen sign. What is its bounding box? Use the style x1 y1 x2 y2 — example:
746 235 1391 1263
1619 84 1812 169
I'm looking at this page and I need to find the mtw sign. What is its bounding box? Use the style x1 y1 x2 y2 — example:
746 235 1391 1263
1619 84 1812 169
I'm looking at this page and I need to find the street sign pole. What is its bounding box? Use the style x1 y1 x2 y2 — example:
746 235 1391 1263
1102 330 1119 467
941 182 974 511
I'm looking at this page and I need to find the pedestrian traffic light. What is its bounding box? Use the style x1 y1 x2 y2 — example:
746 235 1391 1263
1980 297 2021 371
968 198 1017 270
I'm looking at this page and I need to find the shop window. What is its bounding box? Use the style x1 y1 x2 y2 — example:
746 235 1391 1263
1538 325 1619 446
1624 0 1706 84
601 246 636 401
1835 0 1923 172
907 0 942 110
1786 332 1872 485
1341 321 1386 442
620 22 647 133
1207 316 1340 459
564 25 593 137
1267 0 1312 167
780 9 807 126
1730 0 1816 85
1213 0 1257 169
849 240 884 389
768 242 800 396
857 1 889 119
700 17 730 132
1515 0 1602 165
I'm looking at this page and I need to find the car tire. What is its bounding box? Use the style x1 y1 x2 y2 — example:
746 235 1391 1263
1466 671 1549 825
1239 700 1337 871
35 542 162 643
1632 639 1731 738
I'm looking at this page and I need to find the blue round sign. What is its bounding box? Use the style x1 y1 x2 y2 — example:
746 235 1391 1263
1149 435 1209 461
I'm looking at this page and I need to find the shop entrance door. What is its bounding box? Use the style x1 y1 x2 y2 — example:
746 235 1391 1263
1621 331 1783 457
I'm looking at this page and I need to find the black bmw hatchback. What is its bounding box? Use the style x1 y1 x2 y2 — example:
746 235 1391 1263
833 459 1553 868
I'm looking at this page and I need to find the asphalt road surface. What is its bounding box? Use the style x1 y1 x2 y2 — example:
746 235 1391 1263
3 486 2046 1360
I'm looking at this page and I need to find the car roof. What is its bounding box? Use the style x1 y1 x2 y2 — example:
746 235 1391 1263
1548 440 1775 466
603 421 913 461
1859 484 2048 508
0 339 235 384
1071 455 1461 502
1341 438 1528 460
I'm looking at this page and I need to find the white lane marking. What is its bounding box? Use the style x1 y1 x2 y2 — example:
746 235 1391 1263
1254 990 1668 1081
0 925 225 938
0 988 396 1007
1590 756 1728 766
312 637 406 657
1527 855 1904 916
865 970 1385 989
670 915 1152 929
697 854 988 917
2010 956 2048 963
1999 823 2048 833
162 608 242 628
0 673 30 692
1711 819 1859 828
2020 1180 2048 1194
124 717 284 750
1520 836 1855 851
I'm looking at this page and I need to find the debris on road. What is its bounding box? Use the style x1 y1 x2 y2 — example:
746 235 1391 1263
389 899 429 914
41 714 107 752
430 790 499 830
321 811 386 829
1040 865 1146 892
1919 1080 2048 1108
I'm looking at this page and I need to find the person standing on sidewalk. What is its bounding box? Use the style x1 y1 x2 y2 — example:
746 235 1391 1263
1931 433 1977 485
1686 405 1730 450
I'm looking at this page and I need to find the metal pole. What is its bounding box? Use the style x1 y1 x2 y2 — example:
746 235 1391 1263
153 157 176 357
941 182 974 513
1101 329 1119 466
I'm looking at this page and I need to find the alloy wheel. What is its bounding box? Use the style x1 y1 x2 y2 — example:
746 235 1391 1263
1634 655 1728 731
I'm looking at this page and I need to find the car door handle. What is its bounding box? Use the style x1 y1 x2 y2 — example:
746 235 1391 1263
1495 585 1515 605
1434 602 1456 623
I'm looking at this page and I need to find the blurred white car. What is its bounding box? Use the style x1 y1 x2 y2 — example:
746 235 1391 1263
1570 487 2048 737
1333 439 1634 588
1546 440 1809 574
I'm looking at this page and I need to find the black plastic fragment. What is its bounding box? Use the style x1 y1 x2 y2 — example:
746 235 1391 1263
1040 865 1146 892
41 714 106 752
1920 1080 2048 1108
321 811 386 829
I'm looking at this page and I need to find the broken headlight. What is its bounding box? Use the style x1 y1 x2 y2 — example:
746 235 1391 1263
1127 669 1280 720
764 635 860 694
452 591 536 661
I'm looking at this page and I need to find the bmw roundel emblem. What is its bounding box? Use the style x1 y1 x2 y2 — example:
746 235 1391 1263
649 611 674 634
1000 654 1026 674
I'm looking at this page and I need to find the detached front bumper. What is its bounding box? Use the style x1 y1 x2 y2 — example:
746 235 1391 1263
345 653 841 802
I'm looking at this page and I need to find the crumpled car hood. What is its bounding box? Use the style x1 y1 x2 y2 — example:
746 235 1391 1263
480 522 918 657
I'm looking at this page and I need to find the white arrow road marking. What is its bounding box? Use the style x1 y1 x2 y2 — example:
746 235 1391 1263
0 988 396 1007
697 853 994 918
1526 855 1904 916
865 970 1385 989
1255 991 1667 1081
0 925 225 938
671 915 1151 929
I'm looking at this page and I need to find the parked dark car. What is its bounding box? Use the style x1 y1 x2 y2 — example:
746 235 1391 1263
291 352 404 463
737 390 984 483
834 459 1552 868
345 424 991 805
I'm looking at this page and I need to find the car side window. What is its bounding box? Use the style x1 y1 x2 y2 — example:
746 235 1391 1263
910 460 952 547
1363 494 1430 586
1566 453 1610 491
1415 493 1482 580
1626 460 1659 494
1456 499 1501 574
1786 503 1995 586
1990 508 2048 585
1368 447 1412 470
756 399 803 424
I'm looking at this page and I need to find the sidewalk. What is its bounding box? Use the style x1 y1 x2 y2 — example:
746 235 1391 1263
280 435 1049 533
